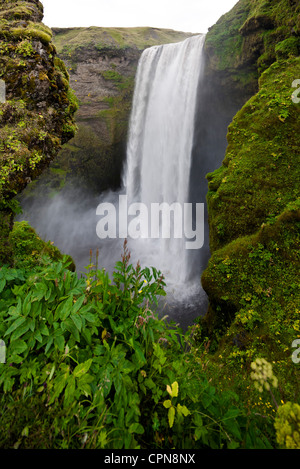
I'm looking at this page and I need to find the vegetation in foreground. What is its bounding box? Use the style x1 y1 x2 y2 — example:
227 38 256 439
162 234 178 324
0 223 299 449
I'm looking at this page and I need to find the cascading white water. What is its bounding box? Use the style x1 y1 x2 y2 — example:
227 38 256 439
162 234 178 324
123 34 206 292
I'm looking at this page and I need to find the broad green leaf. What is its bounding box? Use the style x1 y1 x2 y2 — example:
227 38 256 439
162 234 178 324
39 322 49 336
82 327 92 345
23 293 32 316
228 441 240 449
54 295 73 321
77 381 92 397
72 294 85 314
133 345 146 368
144 377 156 389
0 278 6 293
45 336 53 354
0 342 5 363
4 316 26 337
167 381 178 398
61 296 74 321
10 339 27 355
64 318 80 342
33 329 43 343
177 404 190 417
71 313 82 332
168 406 175 428
49 364 56 380
113 371 122 395
54 334 65 352
73 358 93 378
64 375 76 406
194 425 208 442
223 418 242 441
163 399 172 409
128 423 144 435
10 318 31 341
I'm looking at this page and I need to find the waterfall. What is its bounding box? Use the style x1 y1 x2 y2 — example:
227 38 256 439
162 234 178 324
122 34 206 294
18 34 208 325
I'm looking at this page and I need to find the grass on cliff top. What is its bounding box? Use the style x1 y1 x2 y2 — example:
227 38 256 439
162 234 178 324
204 0 251 70
52 26 199 55
205 0 300 73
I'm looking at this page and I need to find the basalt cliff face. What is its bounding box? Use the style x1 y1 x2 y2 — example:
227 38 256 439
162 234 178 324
0 0 77 264
199 0 300 377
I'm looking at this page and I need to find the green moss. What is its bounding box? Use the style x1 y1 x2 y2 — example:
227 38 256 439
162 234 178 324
206 58 300 251
9 221 75 270
205 0 300 85
200 1 300 405
275 37 300 59
15 40 35 57
101 69 123 84
0 1 78 264
201 200 300 400
0 6 32 21
0 22 53 44
205 0 251 70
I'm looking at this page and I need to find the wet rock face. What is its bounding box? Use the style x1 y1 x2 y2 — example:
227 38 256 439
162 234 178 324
63 44 140 126
0 0 78 263
46 42 140 194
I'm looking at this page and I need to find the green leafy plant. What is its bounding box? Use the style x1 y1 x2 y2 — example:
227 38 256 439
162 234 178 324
0 242 278 449
15 40 34 57
163 381 190 428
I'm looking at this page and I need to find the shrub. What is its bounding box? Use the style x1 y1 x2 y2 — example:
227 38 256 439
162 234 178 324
0 241 275 449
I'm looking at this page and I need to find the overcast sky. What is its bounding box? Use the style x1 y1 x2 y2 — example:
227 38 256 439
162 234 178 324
42 0 239 33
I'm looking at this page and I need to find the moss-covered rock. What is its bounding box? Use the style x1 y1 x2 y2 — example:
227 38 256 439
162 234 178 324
18 27 198 196
204 0 300 94
9 220 75 270
206 57 300 251
0 0 78 264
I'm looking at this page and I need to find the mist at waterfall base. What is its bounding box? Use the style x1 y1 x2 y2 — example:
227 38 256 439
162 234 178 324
18 34 232 330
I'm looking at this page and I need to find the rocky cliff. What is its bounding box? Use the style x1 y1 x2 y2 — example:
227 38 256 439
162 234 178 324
0 0 77 264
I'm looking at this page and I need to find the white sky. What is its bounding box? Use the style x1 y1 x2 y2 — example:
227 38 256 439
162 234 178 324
42 0 239 34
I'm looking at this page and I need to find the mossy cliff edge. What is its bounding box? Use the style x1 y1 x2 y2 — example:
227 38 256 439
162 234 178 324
200 0 300 389
0 0 78 264
21 27 196 196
